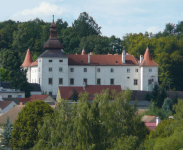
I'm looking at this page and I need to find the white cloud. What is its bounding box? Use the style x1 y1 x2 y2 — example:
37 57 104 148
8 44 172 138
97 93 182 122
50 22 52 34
11 2 69 20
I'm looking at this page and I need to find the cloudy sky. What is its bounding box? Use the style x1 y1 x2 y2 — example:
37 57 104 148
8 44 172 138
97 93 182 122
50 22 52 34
1 0 182 38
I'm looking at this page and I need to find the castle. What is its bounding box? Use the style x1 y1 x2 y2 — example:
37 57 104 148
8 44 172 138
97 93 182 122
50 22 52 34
21 18 158 96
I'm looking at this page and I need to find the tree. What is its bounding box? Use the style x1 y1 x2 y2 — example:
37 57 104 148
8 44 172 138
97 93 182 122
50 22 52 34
1 116 13 149
34 89 148 149
10 101 54 149
0 66 11 81
162 97 173 113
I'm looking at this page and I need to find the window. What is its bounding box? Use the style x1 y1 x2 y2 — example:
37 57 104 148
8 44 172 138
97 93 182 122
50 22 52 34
135 69 138 72
97 79 101 85
48 78 53 85
59 60 63 62
39 68 40 72
39 60 41 62
59 78 63 84
8 95 12 98
49 68 52 72
111 68 114 72
127 77 130 79
49 60 52 62
134 79 138 85
70 78 74 85
59 68 63 72
149 69 152 72
110 79 114 85
39 78 40 84
49 92 52 96
148 79 153 85
70 68 74 72
84 68 87 72
18 95 22 98
97 68 100 72
127 68 130 73
83 78 87 85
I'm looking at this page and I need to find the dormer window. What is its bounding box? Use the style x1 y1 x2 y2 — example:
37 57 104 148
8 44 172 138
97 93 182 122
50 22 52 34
115 61 118 63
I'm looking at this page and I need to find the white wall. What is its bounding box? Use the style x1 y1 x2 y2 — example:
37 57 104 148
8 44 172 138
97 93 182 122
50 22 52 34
69 65 141 90
140 66 158 91
31 66 38 83
30 91 42 95
0 92 25 98
38 57 69 95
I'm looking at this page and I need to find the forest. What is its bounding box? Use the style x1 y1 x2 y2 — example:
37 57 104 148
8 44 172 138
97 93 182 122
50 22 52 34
0 12 183 93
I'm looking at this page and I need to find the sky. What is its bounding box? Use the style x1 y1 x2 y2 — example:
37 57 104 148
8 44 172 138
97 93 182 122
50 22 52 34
0 0 183 38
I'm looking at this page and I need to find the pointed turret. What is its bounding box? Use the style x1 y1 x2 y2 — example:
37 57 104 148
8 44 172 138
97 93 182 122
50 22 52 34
21 49 33 67
140 47 158 66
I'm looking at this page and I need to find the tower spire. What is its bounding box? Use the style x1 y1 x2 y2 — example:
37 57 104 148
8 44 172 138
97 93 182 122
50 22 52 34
53 15 54 23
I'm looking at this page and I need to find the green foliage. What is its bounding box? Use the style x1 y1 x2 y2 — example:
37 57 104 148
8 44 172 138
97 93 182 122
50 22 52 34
33 89 148 150
144 102 172 120
0 67 11 81
162 97 173 113
1 116 13 149
143 99 183 149
10 101 54 149
143 92 152 101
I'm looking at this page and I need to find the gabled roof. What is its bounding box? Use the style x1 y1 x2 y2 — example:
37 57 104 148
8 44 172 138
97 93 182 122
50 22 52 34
0 105 24 124
67 55 138 66
58 85 121 100
141 115 156 122
0 101 13 110
29 95 49 102
140 47 158 66
21 49 33 67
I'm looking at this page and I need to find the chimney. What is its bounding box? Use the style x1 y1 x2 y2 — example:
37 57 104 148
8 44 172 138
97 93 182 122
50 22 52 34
122 50 125 64
156 117 160 126
20 102 24 105
88 53 90 64
81 49 86 55
90 52 93 55
140 55 143 63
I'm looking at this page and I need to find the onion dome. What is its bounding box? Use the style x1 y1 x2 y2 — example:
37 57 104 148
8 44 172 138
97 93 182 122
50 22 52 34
21 49 33 67
44 15 63 50
140 47 158 66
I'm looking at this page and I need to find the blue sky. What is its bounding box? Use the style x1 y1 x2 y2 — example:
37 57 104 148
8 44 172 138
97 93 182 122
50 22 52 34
1 0 183 38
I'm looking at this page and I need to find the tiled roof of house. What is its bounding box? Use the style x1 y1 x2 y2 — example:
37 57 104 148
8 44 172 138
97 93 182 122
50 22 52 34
21 49 33 67
0 101 13 110
0 105 24 124
140 47 158 66
29 95 49 102
31 59 38 66
58 85 121 100
67 54 139 66
18 98 30 102
141 115 156 122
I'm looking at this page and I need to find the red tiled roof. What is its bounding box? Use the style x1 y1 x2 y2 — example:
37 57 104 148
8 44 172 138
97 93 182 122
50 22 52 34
58 85 121 100
21 49 33 67
31 59 38 66
18 98 30 102
140 47 158 66
0 101 13 110
67 54 138 66
144 122 156 131
0 105 24 124
29 95 49 102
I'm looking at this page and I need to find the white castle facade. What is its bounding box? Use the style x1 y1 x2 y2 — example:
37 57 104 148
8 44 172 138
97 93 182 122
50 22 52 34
21 19 159 96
